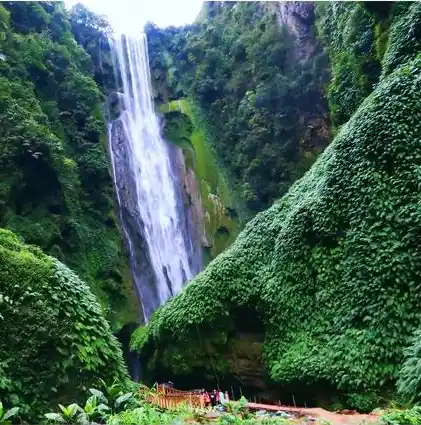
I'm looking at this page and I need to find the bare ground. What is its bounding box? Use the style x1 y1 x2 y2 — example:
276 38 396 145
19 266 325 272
247 403 379 424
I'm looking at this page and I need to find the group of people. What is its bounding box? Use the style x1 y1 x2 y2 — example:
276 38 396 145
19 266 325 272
203 389 230 407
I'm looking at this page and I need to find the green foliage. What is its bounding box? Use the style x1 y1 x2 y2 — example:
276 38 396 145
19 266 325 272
130 326 149 351
140 30 421 405
69 3 114 93
0 229 128 418
381 406 421 425
397 330 421 402
0 401 19 425
382 3 421 78
88 380 135 414
106 396 295 425
316 2 382 128
5 1 49 34
79 395 110 424
45 404 81 424
0 2 137 326
147 2 330 215
45 381 134 424
344 392 380 413
223 396 248 417
106 406 174 425
218 416 293 425
218 397 296 425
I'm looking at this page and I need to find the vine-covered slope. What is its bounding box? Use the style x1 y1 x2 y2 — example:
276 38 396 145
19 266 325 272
316 2 383 129
0 2 137 326
137 2 421 410
0 228 128 416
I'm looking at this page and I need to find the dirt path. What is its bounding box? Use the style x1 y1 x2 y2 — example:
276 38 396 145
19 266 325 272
247 403 379 424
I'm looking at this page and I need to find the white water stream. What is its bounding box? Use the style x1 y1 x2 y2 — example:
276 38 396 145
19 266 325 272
108 33 196 320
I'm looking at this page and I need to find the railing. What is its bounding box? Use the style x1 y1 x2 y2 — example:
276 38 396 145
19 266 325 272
144 384 205 410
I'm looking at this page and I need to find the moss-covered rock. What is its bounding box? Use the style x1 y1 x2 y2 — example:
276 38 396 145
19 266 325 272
0 228 128 416
161 99 240 261
138 30 421 409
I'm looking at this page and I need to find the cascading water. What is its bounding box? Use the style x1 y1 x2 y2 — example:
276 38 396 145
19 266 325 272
107 33 200 321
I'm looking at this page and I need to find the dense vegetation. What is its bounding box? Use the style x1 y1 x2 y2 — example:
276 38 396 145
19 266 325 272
0 2 135 420
147 2 330 216
0 229 127 418
136 1 421 411
11 386 410 425
0 2 137 326
2 0 421 421
316 2 383 129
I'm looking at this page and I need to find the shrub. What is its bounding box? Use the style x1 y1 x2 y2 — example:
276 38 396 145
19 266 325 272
398 330 421 402
0 401 19 425
345 392 379 413
381 406 421 425
0 229 128 417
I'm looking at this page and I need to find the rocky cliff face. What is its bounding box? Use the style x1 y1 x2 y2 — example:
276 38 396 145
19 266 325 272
276 1 317 61
108 120 153 319
160 100 241 263
168 143 204 274
273 0 331 168
176 146 209 251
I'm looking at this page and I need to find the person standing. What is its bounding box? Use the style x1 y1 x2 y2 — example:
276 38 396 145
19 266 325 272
219 389 225 404
210 390 216 407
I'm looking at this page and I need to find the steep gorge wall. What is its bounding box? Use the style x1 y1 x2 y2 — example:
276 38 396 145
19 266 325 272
273 1 318 61
136 2 421 411
146 1 331 260
161 99 240 262
0 3 140 415
316 2 385 129
0 2 138 327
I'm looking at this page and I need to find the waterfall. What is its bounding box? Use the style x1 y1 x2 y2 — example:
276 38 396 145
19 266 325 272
107 33 200 320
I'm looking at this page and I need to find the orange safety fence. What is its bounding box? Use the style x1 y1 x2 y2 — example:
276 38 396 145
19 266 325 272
142 384 205 410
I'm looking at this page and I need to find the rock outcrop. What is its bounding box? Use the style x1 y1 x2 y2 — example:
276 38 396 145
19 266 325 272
276 1 317 61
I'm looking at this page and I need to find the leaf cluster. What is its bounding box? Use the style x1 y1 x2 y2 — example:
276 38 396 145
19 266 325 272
0 401 19 425
45 381 135 425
